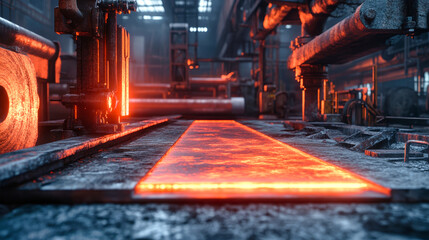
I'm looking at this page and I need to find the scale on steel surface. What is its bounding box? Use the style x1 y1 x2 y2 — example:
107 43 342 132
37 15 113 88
134 120 390 202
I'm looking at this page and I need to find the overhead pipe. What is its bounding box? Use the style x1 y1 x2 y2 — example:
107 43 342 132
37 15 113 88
258 0 342 39
300 0 342 36
263 5 293 30
310 0 341 15
289 0 410 69
59 0 84 23
0 17 58 60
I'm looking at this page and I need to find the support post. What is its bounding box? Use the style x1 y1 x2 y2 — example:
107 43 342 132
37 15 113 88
107 12 119 124
296 65 326 121
258 40 266 113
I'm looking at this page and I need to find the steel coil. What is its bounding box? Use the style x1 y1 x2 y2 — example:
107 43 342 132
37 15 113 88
0 47 39 154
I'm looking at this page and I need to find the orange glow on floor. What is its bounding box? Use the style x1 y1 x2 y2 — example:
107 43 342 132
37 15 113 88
134 120 390 200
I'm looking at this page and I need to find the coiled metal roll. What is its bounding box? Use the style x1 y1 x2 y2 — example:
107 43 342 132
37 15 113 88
0 47 39 154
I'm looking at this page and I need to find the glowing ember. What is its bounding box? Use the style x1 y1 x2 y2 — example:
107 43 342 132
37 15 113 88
134 120 390 200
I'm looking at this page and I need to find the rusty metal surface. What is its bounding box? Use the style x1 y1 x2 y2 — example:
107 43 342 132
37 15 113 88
58 0 84 22
0 48 39 154
263 5 292 31
299 0 341 36
288 0 410 69
310 0 341 15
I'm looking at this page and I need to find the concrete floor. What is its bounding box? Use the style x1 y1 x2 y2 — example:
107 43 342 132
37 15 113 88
1 204 429 240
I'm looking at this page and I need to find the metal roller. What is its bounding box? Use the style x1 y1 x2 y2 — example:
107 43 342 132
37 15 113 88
0 47 39 154
130 98 245 116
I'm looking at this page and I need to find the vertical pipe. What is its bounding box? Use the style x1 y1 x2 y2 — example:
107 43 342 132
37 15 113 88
417 59 422 96
258 40 266 113
99 21 107 88
107 12 117 92
404 36 409 76
107 11 119 123
258 40 265 93
335 92 338 113
275 37 279 91
372 64 378 108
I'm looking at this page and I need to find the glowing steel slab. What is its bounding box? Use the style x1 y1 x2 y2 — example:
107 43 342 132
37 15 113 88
134 120 390 201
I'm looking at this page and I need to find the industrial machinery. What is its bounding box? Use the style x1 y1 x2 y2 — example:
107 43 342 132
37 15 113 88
216 0 429 123
262 0 429 121
55 0 136 133
169 23 190 94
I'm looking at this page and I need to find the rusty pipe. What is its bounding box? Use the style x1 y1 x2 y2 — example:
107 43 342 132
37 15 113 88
310 0 341 15
130 98 245 116
0 17 58 60
299 0 342 36
263 5 292 30
289 0 408 69
59 0 84 23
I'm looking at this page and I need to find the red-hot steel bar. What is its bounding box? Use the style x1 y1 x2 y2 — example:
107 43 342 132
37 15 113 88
135 120 390 201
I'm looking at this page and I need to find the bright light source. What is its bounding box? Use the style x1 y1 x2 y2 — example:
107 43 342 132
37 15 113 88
141 15 163 21
285 25 292 29
190 27 208 32
137 0 165 12
367 83 372 96
198 0 212 13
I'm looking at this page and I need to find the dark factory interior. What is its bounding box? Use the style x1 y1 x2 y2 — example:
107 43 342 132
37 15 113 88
1 0 429 239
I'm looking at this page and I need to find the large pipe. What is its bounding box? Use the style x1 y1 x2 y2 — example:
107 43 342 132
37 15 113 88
107 12 117 92
289 0 408 69
300 0 342 36
190 77 230 85
310 0 341 15
59 0 84 23
0 17 58 60
130 98 245 116
260 0 341 39
263 5 292 30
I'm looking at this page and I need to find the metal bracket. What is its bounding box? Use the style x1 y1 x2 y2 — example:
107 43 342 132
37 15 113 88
404 140 429 162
